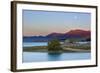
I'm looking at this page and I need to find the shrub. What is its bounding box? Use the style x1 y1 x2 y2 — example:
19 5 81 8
48 39 62 52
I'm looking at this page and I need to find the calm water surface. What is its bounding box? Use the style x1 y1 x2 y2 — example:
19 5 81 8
23 42 91 62
23 52 91 62
23 42 47 47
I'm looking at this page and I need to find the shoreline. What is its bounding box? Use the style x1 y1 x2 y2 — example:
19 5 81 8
23 46 90 53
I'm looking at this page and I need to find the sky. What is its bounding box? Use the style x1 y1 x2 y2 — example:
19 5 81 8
23 10 91 36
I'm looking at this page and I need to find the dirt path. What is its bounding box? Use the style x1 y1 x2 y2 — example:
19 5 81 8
63 47 90 52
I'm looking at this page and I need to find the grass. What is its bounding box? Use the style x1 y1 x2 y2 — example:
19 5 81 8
23 45 90 52
23 46 48 52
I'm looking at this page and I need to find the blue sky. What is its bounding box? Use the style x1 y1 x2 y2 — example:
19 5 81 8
23 10 91 36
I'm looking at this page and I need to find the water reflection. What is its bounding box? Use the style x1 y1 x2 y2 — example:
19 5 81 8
47 53 62 61
23 52 91 62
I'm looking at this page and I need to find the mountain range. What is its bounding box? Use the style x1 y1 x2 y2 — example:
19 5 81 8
23 29 91 42
47 29 90 38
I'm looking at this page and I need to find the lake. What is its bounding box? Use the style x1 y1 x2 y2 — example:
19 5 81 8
23 52 91 62
23 42 48 47
23 42 91 62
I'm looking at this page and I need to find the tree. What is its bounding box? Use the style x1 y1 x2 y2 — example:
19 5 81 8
68 38 76 43
66 38 82 43
48 39 62 52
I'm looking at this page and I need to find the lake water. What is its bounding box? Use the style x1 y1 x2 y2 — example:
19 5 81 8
23 42 91 62
23 42 48 47
23 52 91 62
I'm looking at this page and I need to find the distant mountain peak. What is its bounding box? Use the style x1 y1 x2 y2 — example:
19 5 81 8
68 29 89 32
46 29 90 38
67 29 90 34
66 29 90 38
